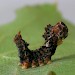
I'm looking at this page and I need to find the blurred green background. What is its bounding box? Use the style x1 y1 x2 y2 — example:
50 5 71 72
0 4 75 75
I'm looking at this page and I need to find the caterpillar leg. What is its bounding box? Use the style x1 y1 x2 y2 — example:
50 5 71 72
47 56 52 64
32 60 38 68
21 62 30 69
38 59 44 66
47 60 52 64
18 62 23 66
44 56 51 64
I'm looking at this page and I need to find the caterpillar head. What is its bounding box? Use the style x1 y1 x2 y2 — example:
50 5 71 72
52 22 68 45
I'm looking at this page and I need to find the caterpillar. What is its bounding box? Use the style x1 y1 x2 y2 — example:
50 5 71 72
14 22 68 69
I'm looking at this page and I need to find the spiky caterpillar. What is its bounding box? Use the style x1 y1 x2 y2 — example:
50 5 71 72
14 22 68 69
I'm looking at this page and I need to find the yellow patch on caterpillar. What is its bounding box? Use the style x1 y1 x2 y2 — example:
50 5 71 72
57 39 63 45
